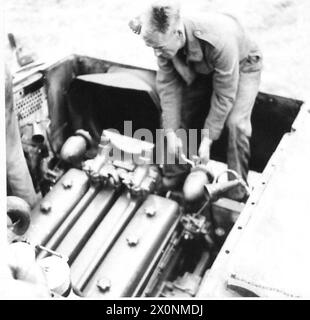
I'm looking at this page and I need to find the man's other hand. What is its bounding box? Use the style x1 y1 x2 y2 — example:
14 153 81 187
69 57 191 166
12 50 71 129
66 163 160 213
166 131 183 158
199 136 213 165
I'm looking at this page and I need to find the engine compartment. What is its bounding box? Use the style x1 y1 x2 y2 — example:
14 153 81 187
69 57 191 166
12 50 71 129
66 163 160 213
8 54 302 298
21 129 235 298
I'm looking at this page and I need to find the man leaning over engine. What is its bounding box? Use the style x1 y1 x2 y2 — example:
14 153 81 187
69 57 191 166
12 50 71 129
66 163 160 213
129 0 262 201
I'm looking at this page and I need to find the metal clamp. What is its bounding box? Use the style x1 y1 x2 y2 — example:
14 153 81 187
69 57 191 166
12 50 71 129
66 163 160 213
35 244 68 262
215 169 251 196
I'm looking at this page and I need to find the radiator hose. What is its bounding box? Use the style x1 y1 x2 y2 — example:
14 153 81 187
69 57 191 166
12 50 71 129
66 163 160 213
7 196 31 235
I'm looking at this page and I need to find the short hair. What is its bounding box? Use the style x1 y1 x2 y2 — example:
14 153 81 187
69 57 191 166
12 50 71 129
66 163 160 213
143 0 181 34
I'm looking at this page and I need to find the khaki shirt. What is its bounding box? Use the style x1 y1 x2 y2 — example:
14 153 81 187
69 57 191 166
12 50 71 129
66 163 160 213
5 64 37 207
156 12 262 140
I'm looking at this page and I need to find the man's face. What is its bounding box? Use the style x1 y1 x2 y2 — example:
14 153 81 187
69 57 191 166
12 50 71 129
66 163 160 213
143 28 184 60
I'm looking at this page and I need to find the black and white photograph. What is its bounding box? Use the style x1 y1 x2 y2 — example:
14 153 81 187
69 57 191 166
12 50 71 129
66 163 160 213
1 0 310 304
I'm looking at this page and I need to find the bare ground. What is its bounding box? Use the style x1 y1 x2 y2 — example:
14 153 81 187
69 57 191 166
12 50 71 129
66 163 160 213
4 0 310 100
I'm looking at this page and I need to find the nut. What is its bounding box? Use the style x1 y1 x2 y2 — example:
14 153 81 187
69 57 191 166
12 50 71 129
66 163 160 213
145 206 156 217
126 235 139 247
97 278 111 293
40 201 52 214
62 179 73 189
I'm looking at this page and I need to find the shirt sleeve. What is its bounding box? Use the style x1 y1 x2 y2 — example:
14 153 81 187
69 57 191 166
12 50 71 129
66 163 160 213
5 64 37 208
156 57 183 131
203 40 239 140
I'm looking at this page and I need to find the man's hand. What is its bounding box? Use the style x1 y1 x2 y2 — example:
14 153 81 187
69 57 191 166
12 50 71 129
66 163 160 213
199 136 213 165
166 131 183 158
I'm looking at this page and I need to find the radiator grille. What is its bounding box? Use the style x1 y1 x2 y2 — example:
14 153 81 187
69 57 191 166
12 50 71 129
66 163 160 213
14 88 45 120
13 81 49 127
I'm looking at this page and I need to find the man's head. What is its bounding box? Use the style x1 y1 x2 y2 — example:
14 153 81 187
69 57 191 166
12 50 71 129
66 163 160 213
140 0 185 59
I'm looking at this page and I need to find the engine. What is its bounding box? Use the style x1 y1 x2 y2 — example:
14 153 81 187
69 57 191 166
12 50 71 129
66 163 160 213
6 55 301 298
16 127 242 298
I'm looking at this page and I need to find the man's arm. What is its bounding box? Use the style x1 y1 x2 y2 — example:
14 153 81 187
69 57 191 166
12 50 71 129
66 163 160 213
203 40 240 141
156 57 183 131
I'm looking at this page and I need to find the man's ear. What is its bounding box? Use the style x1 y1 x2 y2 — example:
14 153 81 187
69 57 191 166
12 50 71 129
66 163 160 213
176 29 183 39
129 17 142 35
